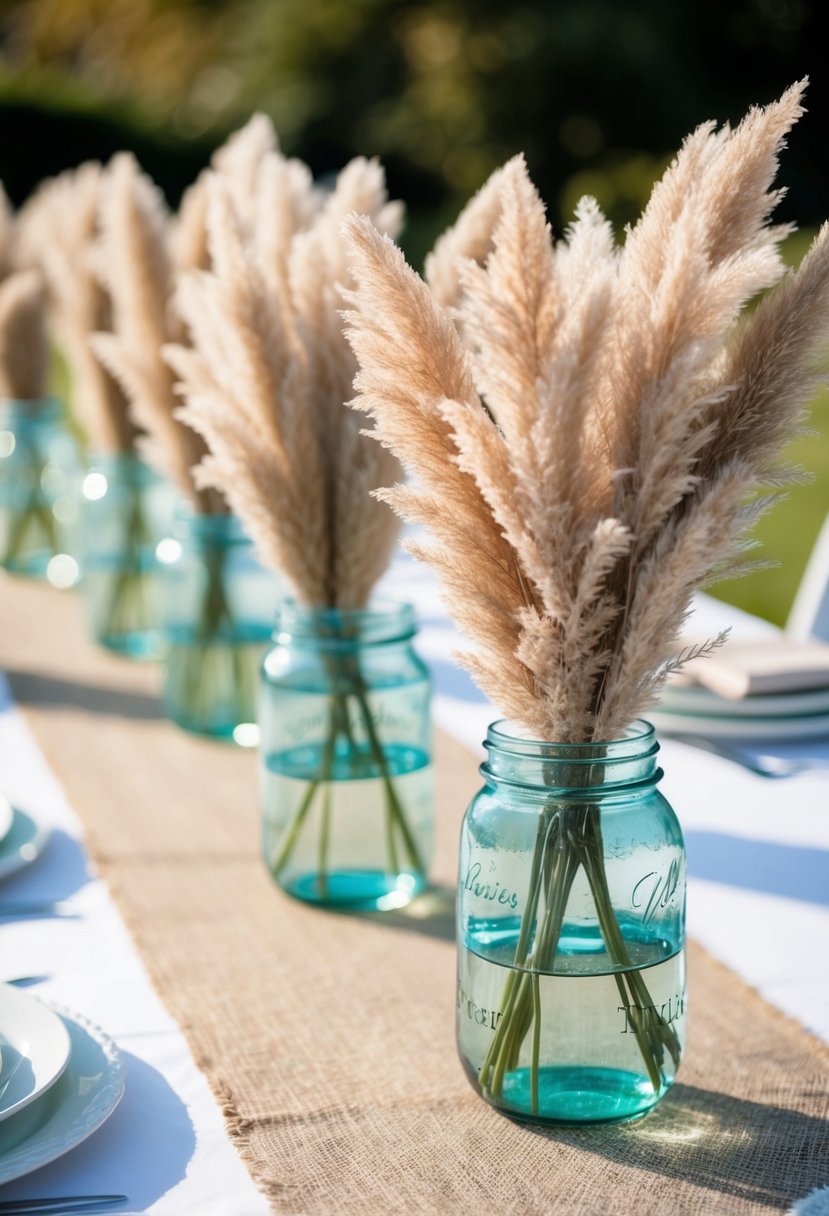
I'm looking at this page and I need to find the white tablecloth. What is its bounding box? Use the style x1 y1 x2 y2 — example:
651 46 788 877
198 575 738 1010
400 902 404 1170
1 556 828 1212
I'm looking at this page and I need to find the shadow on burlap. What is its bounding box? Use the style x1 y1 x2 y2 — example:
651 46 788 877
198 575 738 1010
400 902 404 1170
2 577 827 1215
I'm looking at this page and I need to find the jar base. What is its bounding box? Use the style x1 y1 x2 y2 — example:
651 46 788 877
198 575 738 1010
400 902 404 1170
470 1062 670 1126
279 868 426 911
2 553 53 579
96 631 163 661
168 713 259 745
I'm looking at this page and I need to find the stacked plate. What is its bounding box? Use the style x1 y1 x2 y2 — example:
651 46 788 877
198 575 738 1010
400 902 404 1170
0 795 51 882
1 793 124 1183
651 682 829 740
0 984 124 1185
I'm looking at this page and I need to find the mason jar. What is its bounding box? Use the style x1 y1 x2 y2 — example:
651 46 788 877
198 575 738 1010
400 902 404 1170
260 600 434 910
157 510 283 743
457 720 685 1125
78 453 175 659
0 397 79 585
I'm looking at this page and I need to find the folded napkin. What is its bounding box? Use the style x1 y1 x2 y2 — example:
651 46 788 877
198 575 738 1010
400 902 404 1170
684 637 829 700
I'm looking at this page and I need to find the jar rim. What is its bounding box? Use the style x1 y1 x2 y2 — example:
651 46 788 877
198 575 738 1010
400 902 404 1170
172 505 249 544
85 452 162 486
482 719 661 794
0 394 62 420
275 598 416 646
486 718 656 754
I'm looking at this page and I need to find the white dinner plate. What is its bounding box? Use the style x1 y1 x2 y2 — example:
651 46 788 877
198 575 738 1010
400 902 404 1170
0 806 51 882
0 1007 124 1185
659 683 829 719
0 797 12 848
0 985 71 1125
651 707 829 741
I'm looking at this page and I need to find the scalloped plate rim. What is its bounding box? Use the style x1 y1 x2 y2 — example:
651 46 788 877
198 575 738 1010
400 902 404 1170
0 985 71 1124
0 806 51 881
0 797 13 848
0 1006 124 1186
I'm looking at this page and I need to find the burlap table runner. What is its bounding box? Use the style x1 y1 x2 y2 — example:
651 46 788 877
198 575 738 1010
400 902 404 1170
1 577 828 1215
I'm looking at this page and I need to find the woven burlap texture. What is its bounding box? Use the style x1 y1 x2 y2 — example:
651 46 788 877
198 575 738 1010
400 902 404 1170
1 577 827 1215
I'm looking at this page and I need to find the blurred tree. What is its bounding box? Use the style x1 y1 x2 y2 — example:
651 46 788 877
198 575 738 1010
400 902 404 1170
0 0 229 120
2 0 828 625
2 0 826 259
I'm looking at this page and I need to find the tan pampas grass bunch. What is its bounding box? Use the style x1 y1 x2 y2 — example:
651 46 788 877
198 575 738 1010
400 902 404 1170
343 83 829 1117
17 163 136 452
0 184 70 575
90 115 295 514
167 152 403 608
0 182 50 402
345 80 827 743
90 152 222 511
0 269 49 402
167 151 434 897
82 121 295 714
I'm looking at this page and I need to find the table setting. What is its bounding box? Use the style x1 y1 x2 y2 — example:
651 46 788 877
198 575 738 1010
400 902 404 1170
0 745 126 1209
0 82 828 1215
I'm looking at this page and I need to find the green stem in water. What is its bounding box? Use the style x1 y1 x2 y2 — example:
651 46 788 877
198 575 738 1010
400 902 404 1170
477 797 680 1109
269 696 342 879
350 685 424 875
177 540 252 731
272 636 425 888
530 972 541 1115
576 822 681 1079
478 806 557 1092
2 434 60 568
316 729 336 897
101 482 153 643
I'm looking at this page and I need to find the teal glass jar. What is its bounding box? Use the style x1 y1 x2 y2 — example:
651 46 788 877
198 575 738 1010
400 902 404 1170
0 397 80 584
78 454 174 659
260 600 434 910
457 721 685 1126
158 510 283 742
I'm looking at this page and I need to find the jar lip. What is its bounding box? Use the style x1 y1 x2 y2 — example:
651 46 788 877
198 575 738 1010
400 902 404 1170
0 394 62 420
275 597 416 645
85 452 162 485
172 505 249 544
482 719 661 790
486 718 656 755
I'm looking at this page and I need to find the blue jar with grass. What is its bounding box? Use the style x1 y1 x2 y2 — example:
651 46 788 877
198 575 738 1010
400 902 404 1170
457 720 686 1126
78 453 174 659
0 397 80 584
158 509 283 743
260 600 434 909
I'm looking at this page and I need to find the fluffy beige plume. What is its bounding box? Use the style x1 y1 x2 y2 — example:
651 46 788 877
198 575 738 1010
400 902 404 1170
702 223 829 481
0 183 14 280
171 117 313 285
424 165 508 308
345 84 829 742
16 163 137 450
91 152 221 508
0 269 49 400
605 80 806 541
343 214 541 722
211 113 276 239
170 171 211 275
166 159 403 608
253 154 320 308
287 158 404 604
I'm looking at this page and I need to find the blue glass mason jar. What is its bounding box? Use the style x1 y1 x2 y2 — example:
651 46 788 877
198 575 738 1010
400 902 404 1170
260 600 434 909
158 510 283 742
78 454 175 659
0 397 79 584
457 721 685 1126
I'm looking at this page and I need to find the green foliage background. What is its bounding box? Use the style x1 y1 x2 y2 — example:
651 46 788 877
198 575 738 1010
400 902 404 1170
2 0 828 624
